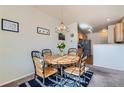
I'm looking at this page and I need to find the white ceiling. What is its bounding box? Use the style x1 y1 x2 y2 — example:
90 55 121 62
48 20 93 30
34 5 124 32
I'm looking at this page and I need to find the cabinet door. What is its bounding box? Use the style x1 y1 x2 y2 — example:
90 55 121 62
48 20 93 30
115 23 124 42
120 23 124 41
108 25 115 43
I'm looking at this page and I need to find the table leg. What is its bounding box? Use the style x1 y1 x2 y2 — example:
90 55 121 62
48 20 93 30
60 65 64 86
60 65 63 76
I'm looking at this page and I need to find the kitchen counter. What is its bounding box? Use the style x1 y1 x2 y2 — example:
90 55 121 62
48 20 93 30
93 44 124 71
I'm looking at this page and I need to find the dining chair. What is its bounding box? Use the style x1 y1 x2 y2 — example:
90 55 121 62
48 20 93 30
64 52 87 86
68 48 78 56
42 49 58 69
67 48 78 67
31 50 58 86
42 49 52 57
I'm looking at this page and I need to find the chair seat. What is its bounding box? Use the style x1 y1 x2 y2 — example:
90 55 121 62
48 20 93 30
37 67 57 78
64 66 85 76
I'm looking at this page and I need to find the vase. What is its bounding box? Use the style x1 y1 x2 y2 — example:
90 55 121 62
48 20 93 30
59 48 64 56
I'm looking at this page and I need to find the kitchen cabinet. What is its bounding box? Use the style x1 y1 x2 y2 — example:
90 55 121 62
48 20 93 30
78 32 87 40
114 22 124 43
108 25 115 44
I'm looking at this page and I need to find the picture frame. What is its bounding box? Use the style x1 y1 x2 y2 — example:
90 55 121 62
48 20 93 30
58 33 65 40
1 19 19 32
37 27 50 35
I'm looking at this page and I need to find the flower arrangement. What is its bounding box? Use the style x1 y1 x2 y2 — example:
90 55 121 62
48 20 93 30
57 42 66 49
57 42 66 56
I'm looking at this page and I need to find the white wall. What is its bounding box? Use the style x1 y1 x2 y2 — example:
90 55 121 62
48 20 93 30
93 44 124 71
0 6 60 85
65 22 78 52
87 29 108 54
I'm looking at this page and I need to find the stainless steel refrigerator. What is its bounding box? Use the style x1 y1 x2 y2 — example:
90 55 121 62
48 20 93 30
78 40 91 56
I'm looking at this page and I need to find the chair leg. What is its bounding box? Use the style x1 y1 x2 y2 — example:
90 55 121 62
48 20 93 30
64 73 67 78
84 76 86 85
56 75 59 82
79 76 82 87
43 77 45 85
34 74 37 79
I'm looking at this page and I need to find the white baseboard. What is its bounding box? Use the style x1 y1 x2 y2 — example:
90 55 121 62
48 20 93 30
93 65 124 72
0 72 34 86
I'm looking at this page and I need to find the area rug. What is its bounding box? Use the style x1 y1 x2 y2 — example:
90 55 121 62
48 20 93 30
19 69 93 87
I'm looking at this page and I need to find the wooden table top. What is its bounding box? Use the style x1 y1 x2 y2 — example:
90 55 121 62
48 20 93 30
45 55 80 65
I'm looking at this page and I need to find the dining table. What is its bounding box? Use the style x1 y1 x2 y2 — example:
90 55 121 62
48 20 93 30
44 55 80 76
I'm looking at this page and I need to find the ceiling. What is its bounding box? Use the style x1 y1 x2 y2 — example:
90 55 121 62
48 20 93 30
34 5 124 32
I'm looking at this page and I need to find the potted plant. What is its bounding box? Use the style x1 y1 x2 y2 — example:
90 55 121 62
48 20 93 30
57 42 66 56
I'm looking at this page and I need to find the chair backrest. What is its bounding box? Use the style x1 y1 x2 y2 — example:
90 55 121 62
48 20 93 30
79 52 87 75
77 47 84 57
68 48 77 56
31 51 45 76
42 49 52 57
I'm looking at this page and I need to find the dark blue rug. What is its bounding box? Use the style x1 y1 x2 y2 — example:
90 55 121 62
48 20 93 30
19 69 93 87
